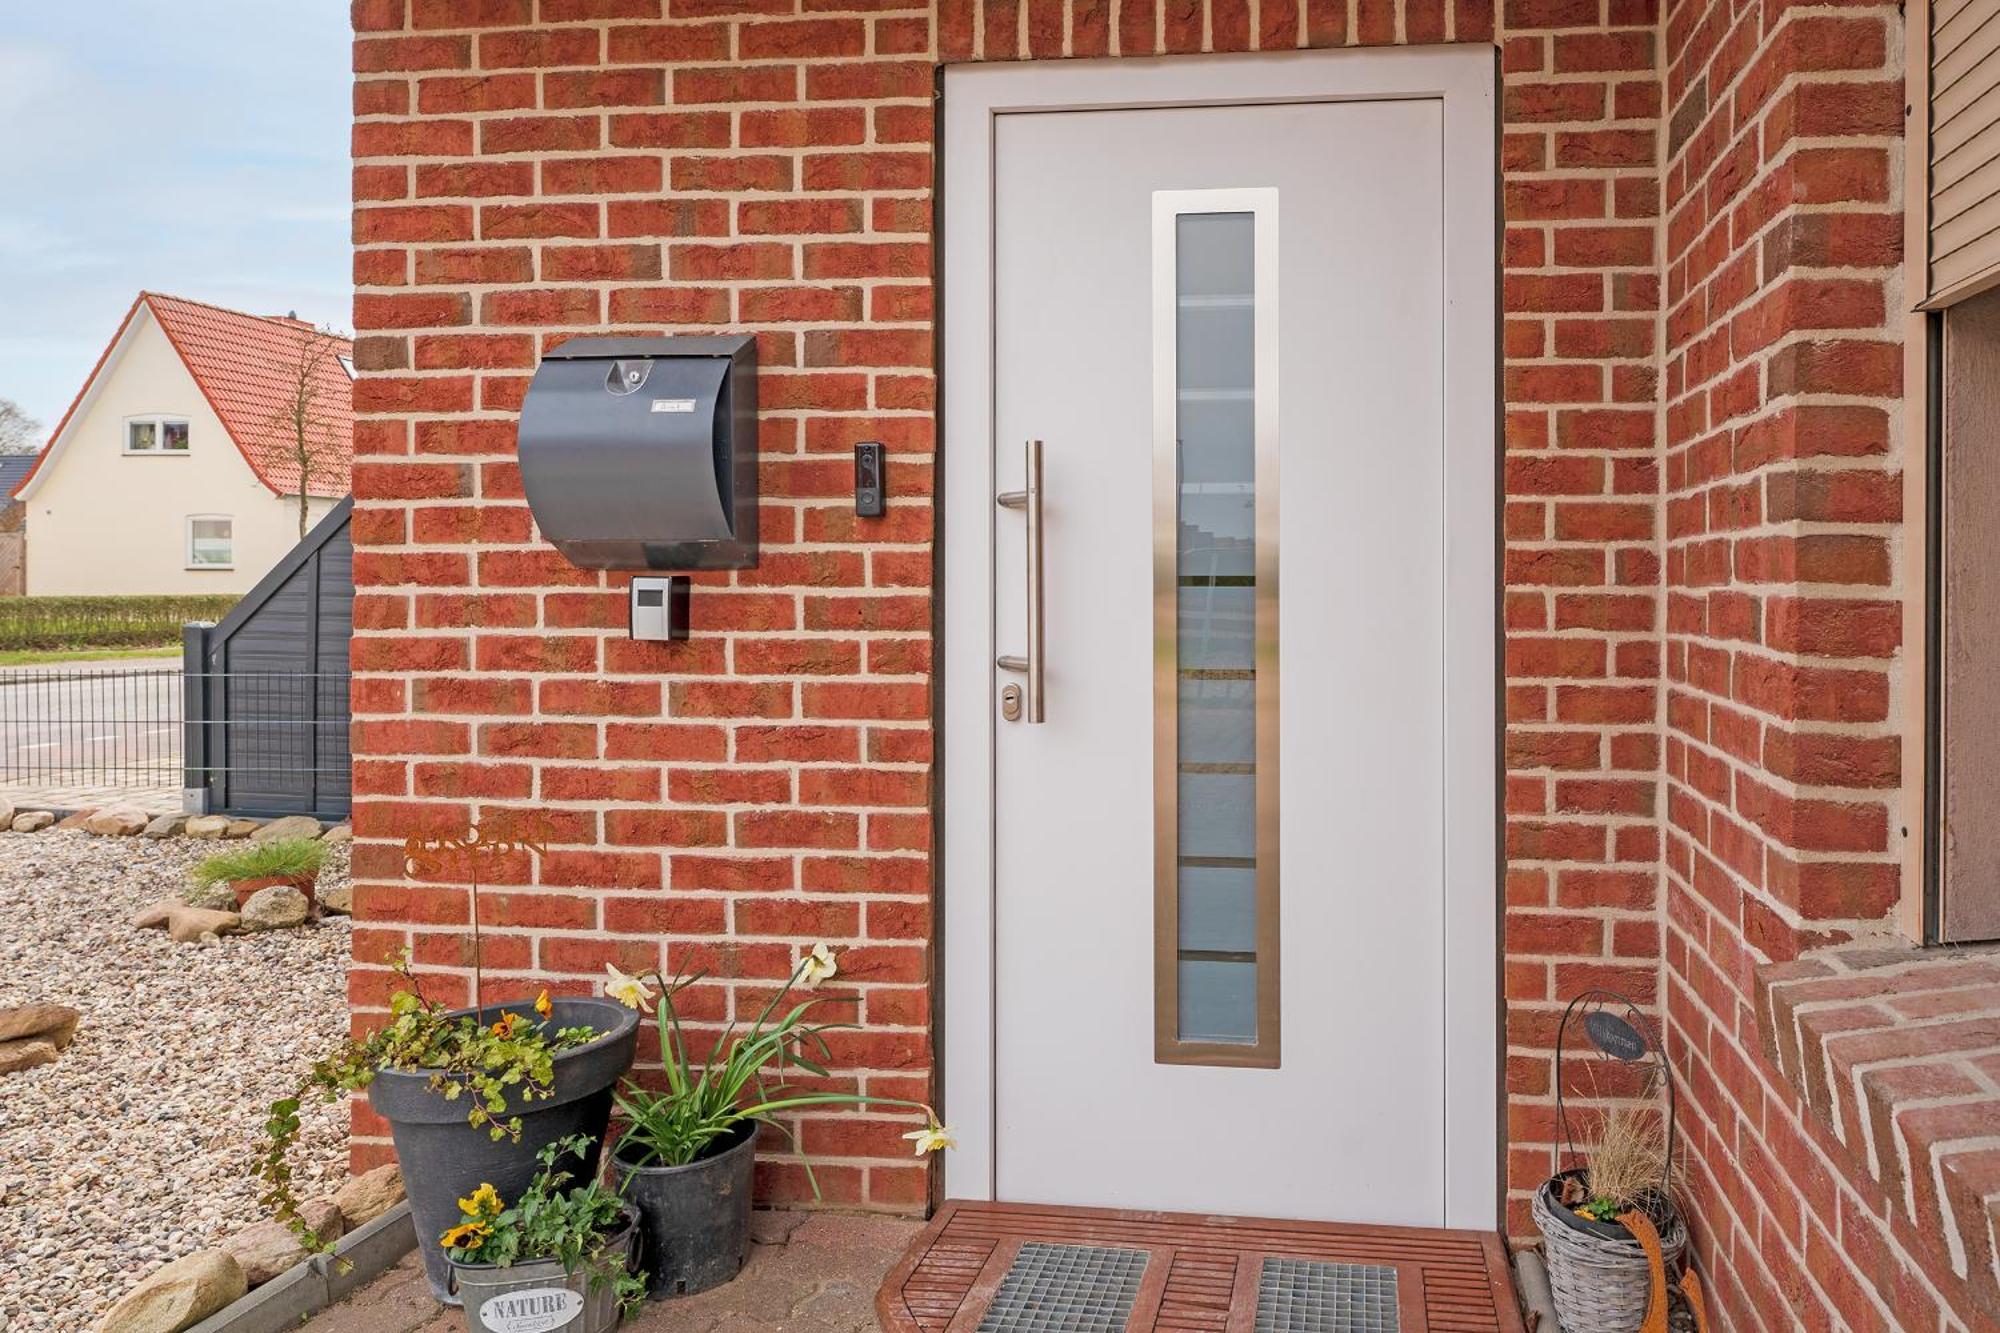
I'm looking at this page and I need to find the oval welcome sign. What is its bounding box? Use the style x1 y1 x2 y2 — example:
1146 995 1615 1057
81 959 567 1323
477 1287 584 1333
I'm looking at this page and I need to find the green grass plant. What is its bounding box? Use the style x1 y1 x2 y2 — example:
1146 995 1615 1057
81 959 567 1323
612 957 948 1194
190 837 328 890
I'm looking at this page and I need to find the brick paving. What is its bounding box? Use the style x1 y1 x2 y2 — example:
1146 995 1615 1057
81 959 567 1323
0 781 179 815
298 1211 918 1333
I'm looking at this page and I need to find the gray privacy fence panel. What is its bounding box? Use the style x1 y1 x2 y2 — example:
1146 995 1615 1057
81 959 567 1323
185 499 353 819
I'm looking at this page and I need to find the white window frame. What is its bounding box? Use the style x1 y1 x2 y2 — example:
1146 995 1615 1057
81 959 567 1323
124 414 191 455
185 515 234 570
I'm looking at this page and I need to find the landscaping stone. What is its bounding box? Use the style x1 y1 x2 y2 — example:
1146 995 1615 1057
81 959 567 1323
93 1250 246 1333
319 825 351 845
252 816 322 842
55 808 98 830
223 1200 343 1287
0 802 16 828
316 881 351 916
330 1166 403 1230
133 902 242 945
84 806 150 837
184 815 232 840
0 1037 58 1074
180 880 236 911
239 885 309 932
1 830 354 1328
12 811 55 832
224 820 259 839
0 1003 80 1048
143 814 189 839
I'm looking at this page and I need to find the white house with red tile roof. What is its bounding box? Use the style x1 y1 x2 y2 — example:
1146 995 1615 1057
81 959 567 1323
15 293 352 595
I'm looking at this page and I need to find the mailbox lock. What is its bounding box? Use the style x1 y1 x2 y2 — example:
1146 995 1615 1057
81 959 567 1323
605 359 652 394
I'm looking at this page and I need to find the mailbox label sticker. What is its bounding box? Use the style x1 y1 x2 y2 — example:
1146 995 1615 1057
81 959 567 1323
476 1288 582 1333
650 398 697 413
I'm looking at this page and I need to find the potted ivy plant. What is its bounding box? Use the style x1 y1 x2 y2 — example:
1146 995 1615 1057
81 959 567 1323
604 944 953 1299
442 1134 645 1333
260 961 639 1302
257 816 639 1303
191 837 328 909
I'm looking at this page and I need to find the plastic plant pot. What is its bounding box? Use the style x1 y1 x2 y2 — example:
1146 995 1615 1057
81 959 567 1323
229 872 318 910
608 1118 757 1300
369 996 640 1304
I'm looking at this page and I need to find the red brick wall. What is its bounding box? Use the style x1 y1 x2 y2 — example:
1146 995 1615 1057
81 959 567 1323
343 0 1665 1235
1652 0 1990 1322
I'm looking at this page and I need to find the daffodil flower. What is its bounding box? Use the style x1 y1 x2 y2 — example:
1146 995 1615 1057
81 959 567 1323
534 989 553 1020
902 1115 957 1156
799 942 838 989
604 963 656 1010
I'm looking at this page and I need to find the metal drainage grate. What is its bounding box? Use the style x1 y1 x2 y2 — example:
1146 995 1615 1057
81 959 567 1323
975 1241 1150 1332
1254 1256 1401 1333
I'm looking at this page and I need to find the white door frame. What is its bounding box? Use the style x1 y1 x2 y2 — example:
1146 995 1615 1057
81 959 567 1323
939 47 1501 1230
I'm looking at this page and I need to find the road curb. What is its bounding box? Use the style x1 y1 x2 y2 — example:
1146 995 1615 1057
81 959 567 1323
184 1203 416 1333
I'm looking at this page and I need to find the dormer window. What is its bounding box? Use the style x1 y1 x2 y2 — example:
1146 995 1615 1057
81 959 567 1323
126 416 189 454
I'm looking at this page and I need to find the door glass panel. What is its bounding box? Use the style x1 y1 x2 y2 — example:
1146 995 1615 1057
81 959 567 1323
1155 193 1278 1065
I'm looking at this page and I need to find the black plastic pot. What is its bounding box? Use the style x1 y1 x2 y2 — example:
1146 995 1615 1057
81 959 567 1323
369 996 639 1303
1537 1167 1679 1241
609 1118 757 1299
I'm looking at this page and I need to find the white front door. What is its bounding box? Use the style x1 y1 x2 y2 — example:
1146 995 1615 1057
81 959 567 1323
942 51 1500 1232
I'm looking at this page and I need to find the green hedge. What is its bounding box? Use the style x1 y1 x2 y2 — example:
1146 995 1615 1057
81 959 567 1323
0 595 240 651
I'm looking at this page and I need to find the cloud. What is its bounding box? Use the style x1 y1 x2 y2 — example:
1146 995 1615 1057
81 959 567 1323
0 2 351 426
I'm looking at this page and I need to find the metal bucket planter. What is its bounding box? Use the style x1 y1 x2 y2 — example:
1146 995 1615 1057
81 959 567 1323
609 1119 757 1299
370 997 640 1303
451 1208 639 1333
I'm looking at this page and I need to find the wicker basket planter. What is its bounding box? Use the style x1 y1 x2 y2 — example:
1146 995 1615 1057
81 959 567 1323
1531 1169 1687 1333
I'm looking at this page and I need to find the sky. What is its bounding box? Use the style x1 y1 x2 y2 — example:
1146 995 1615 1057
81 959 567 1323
0 2 351 443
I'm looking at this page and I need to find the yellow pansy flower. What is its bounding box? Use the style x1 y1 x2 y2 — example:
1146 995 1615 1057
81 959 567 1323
457 1182 503 1218
534 989 553 1019
440 1221 490 1250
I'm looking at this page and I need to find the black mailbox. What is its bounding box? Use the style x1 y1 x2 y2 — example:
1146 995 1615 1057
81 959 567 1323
517 335 757 570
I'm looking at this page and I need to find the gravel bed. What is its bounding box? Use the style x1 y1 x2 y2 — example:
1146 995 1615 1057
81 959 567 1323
0 829 352 1330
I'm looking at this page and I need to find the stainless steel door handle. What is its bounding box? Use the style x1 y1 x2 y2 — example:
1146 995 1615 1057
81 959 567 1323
996 439 1045 722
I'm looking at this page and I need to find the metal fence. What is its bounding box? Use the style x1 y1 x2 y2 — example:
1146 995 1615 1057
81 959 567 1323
0 667 183 808
183 665 352 819
0 665 351 818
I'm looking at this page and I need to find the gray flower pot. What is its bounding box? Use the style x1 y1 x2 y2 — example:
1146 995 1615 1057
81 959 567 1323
450 1208 638 1333
609 1119 757 1299
369 996 639 1303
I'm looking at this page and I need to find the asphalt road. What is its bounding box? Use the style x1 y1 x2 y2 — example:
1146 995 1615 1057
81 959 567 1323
0 660 184 795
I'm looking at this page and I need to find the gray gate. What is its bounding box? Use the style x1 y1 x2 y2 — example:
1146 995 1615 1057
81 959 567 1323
184 500 352 819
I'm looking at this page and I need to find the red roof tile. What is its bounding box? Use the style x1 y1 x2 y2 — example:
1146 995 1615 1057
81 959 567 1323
15 293 353 499
144 293 354 499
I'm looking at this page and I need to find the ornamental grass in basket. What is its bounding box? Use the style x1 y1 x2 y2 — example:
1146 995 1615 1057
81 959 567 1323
1531 991 1710 1333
